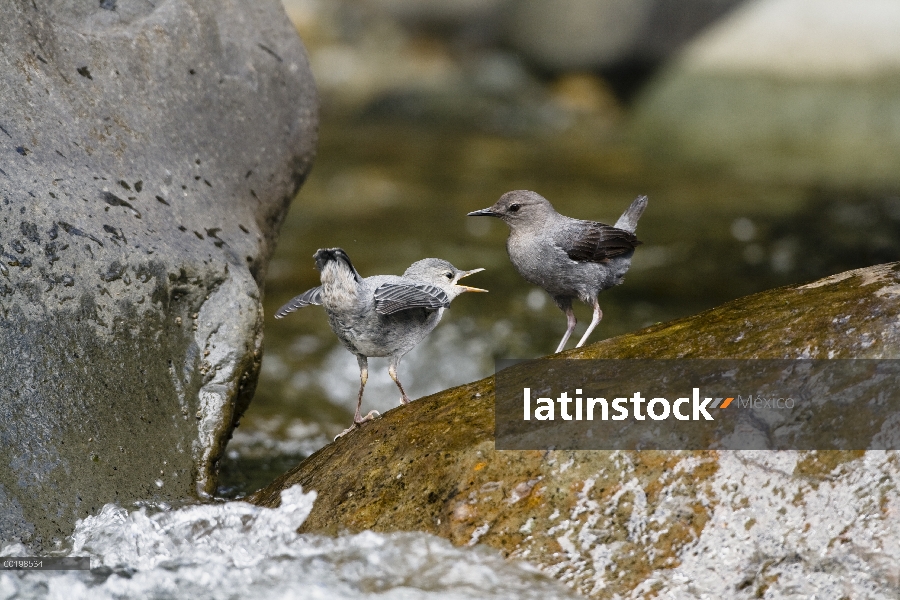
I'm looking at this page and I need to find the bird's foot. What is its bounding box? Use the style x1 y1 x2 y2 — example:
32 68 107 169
360 409 381 422
333 410 381 441
400 394 412 405
334 425 356 441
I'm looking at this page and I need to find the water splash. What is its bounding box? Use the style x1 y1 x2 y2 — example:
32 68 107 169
0 486 577 600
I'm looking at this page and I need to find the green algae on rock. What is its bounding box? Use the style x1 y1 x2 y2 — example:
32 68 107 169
251 262 900 599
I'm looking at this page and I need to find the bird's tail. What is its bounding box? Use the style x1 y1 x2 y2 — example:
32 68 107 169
314 248 364 309
314 248 362 283
614 195 648 233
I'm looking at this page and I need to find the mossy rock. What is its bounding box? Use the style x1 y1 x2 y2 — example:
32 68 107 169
251 263 900 599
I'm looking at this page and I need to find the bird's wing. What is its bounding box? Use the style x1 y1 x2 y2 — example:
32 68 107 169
561 220 642 264
373 282 450 315
274 286 323 319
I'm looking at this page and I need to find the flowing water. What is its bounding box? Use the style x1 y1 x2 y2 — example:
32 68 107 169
0 486 578 600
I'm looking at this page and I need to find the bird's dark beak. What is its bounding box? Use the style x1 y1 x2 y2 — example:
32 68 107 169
467 208 499 218
454 268 488 293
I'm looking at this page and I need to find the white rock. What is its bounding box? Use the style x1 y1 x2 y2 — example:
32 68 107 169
683 0 900 78
633 0 900 187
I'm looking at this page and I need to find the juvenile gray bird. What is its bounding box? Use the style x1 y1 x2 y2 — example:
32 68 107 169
275 248 487 437
468 190 646 353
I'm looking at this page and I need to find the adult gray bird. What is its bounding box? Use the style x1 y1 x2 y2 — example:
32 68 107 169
468 190 646 353
275 248 487 436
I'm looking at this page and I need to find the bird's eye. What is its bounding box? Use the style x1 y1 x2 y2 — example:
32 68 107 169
444 272 453 280
508 204 521 212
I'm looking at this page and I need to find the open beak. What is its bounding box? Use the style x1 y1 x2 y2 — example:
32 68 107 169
467 208 499 218
454 267 488 293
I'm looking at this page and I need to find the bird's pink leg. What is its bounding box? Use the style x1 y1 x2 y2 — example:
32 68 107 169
389 356 412 404
555 308 577 353
576 301 603 348
335 355 379 440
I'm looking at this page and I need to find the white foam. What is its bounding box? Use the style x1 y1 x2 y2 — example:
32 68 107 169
1 485 576 600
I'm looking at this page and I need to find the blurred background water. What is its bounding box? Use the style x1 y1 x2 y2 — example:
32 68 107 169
218 0 900 497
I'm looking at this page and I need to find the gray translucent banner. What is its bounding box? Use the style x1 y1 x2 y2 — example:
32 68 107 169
0 557 90 570
494 359 900 450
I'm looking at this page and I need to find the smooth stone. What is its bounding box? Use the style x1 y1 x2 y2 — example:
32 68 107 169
252 263 900 598
506 0 654 72
506 0 745 72
368 0 508 29
632 0 900 187
0 0 316 548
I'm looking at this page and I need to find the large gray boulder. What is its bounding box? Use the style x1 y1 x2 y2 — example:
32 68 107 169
0 0 317 548
633 0 900 187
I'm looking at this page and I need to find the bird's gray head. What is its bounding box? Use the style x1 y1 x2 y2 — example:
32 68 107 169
403 258 487 300
467 190 557 230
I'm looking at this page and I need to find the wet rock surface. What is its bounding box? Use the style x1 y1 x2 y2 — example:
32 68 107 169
0 0 316 548
252 263 900 598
